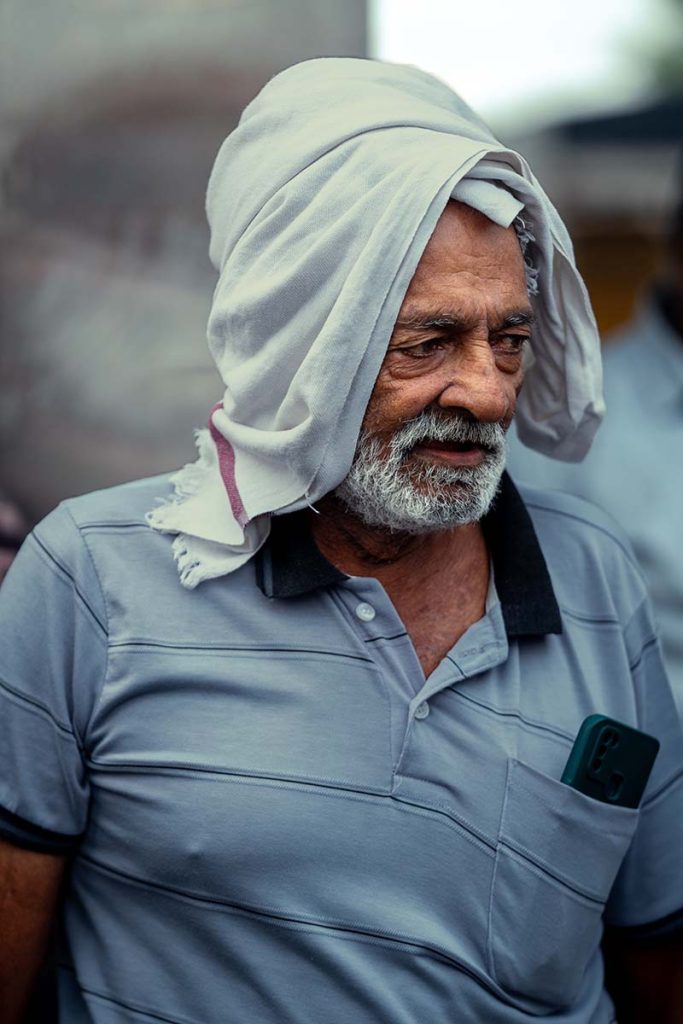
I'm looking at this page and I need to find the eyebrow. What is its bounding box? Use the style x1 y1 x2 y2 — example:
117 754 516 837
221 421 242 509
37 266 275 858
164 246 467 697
393 308 536 334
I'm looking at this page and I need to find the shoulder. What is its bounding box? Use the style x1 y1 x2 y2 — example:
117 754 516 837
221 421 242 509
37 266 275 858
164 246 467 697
34 474 175 563
58 473 175 530
524 481 643 557
519 482 636 555
517 483 648 624
23 475 177 611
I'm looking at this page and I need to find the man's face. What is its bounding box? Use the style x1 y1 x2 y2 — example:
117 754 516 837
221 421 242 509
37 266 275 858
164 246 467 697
336 200 533 532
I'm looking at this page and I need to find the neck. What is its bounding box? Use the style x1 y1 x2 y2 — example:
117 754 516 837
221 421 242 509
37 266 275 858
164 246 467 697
309 494 486 587
309 495 491 676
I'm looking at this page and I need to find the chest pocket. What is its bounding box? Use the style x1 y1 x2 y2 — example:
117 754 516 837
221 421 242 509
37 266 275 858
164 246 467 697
488 758 639 1009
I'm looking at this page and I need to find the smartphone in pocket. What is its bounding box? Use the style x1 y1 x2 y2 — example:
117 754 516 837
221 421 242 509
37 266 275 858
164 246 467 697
561 714 659 808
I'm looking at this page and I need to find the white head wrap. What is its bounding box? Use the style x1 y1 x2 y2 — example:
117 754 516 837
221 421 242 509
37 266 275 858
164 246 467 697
147 58 603 587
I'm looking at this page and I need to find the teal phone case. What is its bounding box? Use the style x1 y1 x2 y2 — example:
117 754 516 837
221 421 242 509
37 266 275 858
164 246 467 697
561 714 659 808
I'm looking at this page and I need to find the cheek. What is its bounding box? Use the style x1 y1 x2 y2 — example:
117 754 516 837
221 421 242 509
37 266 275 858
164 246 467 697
361 374 440 436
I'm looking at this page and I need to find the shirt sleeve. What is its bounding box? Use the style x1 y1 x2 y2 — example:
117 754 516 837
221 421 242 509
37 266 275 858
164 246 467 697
604 596 683 939
0 502 108 853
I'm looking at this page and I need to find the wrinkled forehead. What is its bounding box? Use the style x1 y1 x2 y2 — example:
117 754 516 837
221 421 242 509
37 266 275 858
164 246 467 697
401 200 536 316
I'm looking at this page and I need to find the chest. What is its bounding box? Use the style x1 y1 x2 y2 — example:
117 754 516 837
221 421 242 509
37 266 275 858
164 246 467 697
76 602 637 1014
403 603 485 677
388 564 490 678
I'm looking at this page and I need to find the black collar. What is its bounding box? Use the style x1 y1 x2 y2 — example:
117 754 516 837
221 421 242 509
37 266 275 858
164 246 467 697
256 472 562 638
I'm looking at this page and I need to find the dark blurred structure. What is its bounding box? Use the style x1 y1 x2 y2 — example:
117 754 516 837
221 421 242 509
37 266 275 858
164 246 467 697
0 491 27 583
508 93 682 334
0 0 367 526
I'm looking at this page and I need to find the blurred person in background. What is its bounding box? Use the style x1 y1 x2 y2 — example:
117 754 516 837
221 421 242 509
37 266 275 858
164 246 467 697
508 178 683 716
1 59 682 1024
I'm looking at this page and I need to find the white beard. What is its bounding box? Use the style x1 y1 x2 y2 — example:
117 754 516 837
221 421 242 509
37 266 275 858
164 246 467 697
335 409 507 533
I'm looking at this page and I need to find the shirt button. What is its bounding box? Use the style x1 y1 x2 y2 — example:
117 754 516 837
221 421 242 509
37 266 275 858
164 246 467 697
355 602 376 622
414 702 430 720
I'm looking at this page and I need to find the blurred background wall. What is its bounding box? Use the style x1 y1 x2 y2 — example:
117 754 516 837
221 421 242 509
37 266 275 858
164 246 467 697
0 0 367 527
509 97 682 335
1 0 681 534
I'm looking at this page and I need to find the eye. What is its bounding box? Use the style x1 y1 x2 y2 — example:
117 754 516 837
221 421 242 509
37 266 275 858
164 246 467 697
492 333 529 356
398 337 448 359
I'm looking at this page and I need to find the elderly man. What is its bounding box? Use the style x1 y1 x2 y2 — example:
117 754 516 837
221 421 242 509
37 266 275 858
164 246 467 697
1 59 682 1024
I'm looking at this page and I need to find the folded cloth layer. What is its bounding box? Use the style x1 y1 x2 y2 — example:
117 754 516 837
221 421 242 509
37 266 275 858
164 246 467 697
147 58 603 587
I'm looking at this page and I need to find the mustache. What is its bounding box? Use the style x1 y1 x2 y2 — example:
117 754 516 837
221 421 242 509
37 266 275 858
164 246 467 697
388 410 506 456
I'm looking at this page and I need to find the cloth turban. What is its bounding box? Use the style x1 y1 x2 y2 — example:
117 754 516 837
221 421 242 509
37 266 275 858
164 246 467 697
148 57 603 587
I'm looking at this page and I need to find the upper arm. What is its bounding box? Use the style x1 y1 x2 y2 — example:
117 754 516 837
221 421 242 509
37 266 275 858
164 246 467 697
0 505 108 1020
0 838 68 1024
0 506 107 844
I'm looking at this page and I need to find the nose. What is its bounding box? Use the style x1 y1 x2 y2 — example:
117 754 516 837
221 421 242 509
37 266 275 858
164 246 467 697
436 340 513 425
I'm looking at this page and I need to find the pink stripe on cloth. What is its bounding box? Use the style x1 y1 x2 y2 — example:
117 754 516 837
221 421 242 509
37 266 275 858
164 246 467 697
208 404 249 529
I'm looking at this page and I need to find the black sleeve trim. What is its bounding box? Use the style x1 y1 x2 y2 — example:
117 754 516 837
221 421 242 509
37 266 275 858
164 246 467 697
606 905 683 946
0 804 83 854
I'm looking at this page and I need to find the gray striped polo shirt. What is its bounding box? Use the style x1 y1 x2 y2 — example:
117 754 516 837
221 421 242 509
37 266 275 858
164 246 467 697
1 472 682 1023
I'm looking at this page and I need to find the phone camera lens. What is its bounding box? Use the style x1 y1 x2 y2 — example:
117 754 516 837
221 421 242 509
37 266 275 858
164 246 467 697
605 771 625 801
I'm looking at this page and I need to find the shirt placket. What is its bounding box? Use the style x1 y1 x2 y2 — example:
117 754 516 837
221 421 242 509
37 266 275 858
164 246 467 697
333 576 510 776
333 577 425 767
